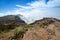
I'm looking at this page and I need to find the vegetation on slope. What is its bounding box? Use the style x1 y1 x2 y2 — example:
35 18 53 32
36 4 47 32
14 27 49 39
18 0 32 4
0 17 60 40
9 27 27 40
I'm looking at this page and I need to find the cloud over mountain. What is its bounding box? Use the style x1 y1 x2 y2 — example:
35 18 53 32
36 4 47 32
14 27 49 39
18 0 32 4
0 0 60 24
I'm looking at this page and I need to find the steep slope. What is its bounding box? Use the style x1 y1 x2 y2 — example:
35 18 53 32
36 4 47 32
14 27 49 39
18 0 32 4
22 18 60 40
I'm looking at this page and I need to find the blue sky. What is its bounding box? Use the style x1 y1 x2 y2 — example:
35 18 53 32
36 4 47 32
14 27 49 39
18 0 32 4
0 0 35 12
0 0 60 23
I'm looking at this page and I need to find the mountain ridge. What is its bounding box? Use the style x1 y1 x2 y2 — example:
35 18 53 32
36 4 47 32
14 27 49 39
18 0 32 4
0 15 60 40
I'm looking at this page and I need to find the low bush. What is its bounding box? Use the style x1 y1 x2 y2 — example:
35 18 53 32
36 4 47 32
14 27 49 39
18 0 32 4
9 27 26 40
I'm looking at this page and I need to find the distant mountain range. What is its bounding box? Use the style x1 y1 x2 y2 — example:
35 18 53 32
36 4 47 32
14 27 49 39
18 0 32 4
0 15 26 25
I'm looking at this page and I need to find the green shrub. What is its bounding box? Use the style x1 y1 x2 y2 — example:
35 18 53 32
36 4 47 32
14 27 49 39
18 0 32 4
14 27 25 36
9 27 26 40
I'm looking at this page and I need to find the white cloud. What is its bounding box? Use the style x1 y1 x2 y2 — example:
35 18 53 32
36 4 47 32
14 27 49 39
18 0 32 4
47 0 60 7
0 0 60 24
15 0 60 23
